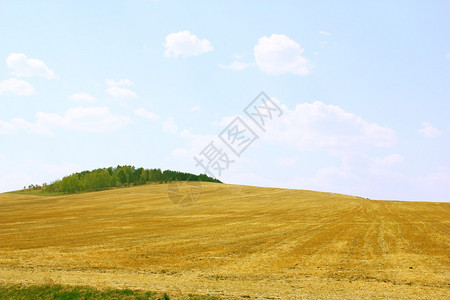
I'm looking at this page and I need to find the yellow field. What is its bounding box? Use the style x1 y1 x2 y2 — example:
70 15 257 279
0 183 449 299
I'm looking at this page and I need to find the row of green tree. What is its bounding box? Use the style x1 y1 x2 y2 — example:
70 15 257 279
42 166 221 194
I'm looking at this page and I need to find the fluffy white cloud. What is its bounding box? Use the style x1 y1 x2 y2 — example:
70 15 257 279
164 31 213 58
58 107 130 132
218 61 251 70
106 86 137 98
372 154 404 167
254 34 311 75
418 121 441 138
0 107 130 135
261 101 397 151
171 129 217 161
105 78 137 98
0 120 16 134
163 117 178 134
69 92 96 102
190 105 201 112
176 101 397 175
134 108 160 120
319 30 331 36
7 53 56 79
0 78 36 96
105 78 133 86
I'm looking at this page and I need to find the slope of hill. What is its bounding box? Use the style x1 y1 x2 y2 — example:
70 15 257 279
0 183 448 299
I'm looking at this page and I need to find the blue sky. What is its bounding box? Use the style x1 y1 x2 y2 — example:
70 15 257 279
1 0 449 202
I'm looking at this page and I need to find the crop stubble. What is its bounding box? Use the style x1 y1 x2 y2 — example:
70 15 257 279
0 183 448 298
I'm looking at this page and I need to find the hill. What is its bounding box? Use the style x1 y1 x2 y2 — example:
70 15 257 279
0 183 448 299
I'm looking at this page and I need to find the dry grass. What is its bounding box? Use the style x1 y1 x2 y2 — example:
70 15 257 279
0 183 449 299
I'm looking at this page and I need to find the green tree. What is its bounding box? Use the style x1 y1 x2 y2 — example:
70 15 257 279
138 169 147 185
117 169 127 184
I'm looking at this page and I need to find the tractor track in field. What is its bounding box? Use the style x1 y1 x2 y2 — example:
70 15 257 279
0 183 449 299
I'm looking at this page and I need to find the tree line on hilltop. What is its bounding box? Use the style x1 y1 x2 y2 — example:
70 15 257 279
29 166 221 194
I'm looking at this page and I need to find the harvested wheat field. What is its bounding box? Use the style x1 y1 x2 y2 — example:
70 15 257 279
0 182 449 299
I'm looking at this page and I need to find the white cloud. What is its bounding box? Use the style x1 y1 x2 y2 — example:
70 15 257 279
171 129 216 161
163 117 178 133
262 101 397 151
106 86 138 98
134 108 160 120
0 78 36 96
319 30 331 36
69 92 96 102
0 107 130 135
104 78 137 98
254 34 312 75
164 31 213 58
372 154 404 167
218 61 251 70
6 53 56 79
418 121 441 138
0 120 16 134
105 78 133 86
59 107 130 132
8 117 51 134
173 101 398 190
413 166 450 197
446 53 450 61
190 105 201 112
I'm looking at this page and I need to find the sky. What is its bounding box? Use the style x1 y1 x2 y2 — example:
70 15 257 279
0 0 449 202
